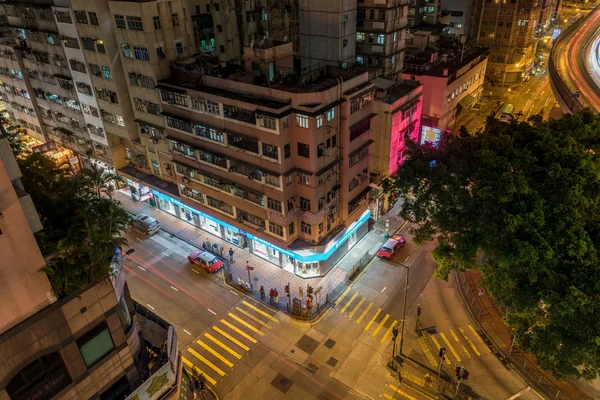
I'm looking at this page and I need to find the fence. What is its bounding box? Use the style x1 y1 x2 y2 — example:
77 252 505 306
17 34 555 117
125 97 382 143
346 252 372 281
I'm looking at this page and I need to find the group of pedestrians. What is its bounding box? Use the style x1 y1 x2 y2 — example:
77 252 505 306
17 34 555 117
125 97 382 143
259 286 279 305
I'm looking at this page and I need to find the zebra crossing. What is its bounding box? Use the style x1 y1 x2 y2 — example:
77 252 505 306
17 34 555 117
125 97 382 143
419 323 492 367
381 371 436 400
182 299 278 386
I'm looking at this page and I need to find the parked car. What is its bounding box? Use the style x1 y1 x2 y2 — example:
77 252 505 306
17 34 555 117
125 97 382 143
131 214 160 236
188 250 224 273
377 235 407 260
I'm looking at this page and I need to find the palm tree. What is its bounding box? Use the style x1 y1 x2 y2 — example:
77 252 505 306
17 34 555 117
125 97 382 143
79 163 124 199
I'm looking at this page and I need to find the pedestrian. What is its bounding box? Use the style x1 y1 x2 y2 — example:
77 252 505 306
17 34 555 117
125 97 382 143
220 246 224 257
269 288 274 304
274 289 279 305
229 247 234 262
260 286 265 301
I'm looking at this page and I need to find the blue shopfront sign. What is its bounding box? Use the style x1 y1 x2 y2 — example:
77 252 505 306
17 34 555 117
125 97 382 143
151 189 370 263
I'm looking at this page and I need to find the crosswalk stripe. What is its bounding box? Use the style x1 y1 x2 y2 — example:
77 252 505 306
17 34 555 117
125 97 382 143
236 307 272 329
469 324 484 343
188 348 226 376
380 320 398 343
402 371 425 387
242 301 278 323
389 384 417 400
348 297 366 318
220 319 258 343
335 286 352 306
458 327 481 356
450 329 471 359
196 340 234 367
365 308 382 331
228 313 264 336
418 337 438 367
383 394 394 400
355 301 372 323
340 292 359 313
182 356 217 385
205 332 244 357
372 313 390 337
394 384 435 400
440 332 461 362
430 335 451 365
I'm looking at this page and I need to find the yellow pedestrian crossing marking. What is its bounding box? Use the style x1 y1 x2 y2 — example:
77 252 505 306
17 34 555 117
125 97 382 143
383 394 394 400
402 371 425 387
440 332 461 362
242 301 278 323
389 384 417 400
450 329 471 359
188 348 225 376
219 320 257 344
341 292 359 313
348 297 366 319
236 307 272 329
228 313 264 336
418 337 437 367
459 327 481 356
205 333 242 359
356 302 373 324
365 308 382 331
380 320 398 343
372 313 390 337
196 340 234 367
430 335 450 365
212 325 251 352
469 324 484 343
335 286 352 306
182 356 217 385
392 384 435 400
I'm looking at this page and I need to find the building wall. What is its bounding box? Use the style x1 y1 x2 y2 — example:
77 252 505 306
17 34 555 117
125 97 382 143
443 0 474 38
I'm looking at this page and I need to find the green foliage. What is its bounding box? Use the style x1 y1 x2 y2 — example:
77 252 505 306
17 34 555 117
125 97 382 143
386 110 600 380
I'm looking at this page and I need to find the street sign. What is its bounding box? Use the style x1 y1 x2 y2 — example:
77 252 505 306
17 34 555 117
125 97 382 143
246 266 254 271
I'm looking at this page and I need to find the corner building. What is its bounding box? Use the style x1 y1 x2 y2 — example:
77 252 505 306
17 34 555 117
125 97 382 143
151 56 375 277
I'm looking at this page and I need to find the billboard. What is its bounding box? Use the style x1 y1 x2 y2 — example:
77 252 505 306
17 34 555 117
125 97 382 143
420 126 442 147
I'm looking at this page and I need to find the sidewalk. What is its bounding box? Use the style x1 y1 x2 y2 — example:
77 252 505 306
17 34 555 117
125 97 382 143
114 189 405 319
458 271 592 400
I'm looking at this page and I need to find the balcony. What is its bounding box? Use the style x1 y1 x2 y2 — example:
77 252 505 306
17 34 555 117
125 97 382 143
243 40 293 63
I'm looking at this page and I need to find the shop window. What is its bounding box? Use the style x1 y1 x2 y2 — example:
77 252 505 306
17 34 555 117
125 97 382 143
77 321 115 368
6 352 72 400
297 142 310 158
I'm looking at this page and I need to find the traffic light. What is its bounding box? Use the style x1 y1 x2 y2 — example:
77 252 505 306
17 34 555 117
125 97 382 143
392 326 399 340
461 370 469 380
455 366 461 378
439 347 446 358
417 306 422 317
284 284 290 297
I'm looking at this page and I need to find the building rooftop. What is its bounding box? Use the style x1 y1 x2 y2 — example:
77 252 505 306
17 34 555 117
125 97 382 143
373 77 422 104
403 45 490 78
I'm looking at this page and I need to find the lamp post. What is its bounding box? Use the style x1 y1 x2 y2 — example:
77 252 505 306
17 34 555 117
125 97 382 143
397 262 410 355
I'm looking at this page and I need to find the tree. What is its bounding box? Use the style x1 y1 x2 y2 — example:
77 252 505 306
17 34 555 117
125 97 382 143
386 110 600 380
79 162 124 199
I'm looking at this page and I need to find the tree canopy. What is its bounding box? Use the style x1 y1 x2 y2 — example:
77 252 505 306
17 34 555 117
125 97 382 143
387 111 600 380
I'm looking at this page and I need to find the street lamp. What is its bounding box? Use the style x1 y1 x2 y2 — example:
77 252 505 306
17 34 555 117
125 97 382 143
396 262 410 356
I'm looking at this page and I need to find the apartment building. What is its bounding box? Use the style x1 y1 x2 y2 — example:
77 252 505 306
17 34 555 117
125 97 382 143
402 46 489 131
355 0 409 79
408 0 443 26
471 0 541 84
537 0 560 37
443 0 474 38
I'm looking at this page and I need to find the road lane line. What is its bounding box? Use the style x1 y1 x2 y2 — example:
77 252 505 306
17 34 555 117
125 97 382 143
335 286 352 306
372 313 390 337
340 292 359 313
430 336 451 365
450 329 471 359
204 333 242 359
188 348 225 376
196 340 234 367
146 304 155 310
381 287 387 293
228 313 264 336
405 256 410 261
242 301 278 322
364 308 381 331
182 356 217 385
229 290 239 296
356 302 373 324
212 326 250 351
380 320 398 343
192 269 200 274
161 251 170 256
235 307 272 329
458 327 481 356
389 384 417 400
136 237 143 241
170 286 179 292
440 332 461 362
183 329 192 335
137 266 146 271
418 337 437 367
348 297 366 319
220 319 258 343
207 309 217 315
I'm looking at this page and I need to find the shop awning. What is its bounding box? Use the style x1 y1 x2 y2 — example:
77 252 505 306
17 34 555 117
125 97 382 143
118 166 179 197
458 95 476 109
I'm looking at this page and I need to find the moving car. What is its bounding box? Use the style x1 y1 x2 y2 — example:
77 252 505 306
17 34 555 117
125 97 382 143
188 250 224 273
131 214 160 236
377 235 407 260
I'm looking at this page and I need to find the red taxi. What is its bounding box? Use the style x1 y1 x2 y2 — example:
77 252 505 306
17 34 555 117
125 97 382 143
188 250 224 273
376 235 406 260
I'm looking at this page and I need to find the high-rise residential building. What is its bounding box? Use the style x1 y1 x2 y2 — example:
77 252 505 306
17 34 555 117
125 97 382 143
537 0 560 37
443 0 474 38
408 0 443 26
355 0 409 79
470 0 542 84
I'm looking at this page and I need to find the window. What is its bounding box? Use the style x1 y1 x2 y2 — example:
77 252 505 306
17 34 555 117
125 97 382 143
258 115 277 130
297 142 310 158
214 3 220 11
317 142 325 158
175 41 184 55
350 119 370 141
377 34 384 45
115 114 125 126
102 66 112 79
69 59 86 73
265 173 280 187
152 159 161 175
63 36 80 49
89 12 99 25
153 16 161 30
316 114 324 129
284 143 291 159
89 63 102 76
127 16 144 31
96 40 105 53
38 8 53 21
327 107 335 121
77 321 115 368
96 88 118 104
194 124 224 143
6 352 72 400
122 43 133 58
217 25 223 32
115 15 126 29
269 222 283 237
267 197 282 212
129 73 155 88
358 9 366 19
261 9 268 20
75 10 88 24
299 197 311 211
172 13 179 26
55 11 72 24
289 222 295 235
82 38 96 51
83 103 100 117
206 4 211 12
296 114 309 128
196 5 201 14
357 32 365 42
301 221 312 234
161 90 188 107
134 46 150 61
349 146 369 167
379 10 385 20
116 295 132 332
282 116 289 128
220 45 225 53
370 9 375 19
262 143 278 160
156 46 165 59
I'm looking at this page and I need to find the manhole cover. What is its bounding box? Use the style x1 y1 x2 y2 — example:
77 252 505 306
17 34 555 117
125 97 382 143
270 373 293 394
327 357 338 367
324 338 336 349
376 229 383 234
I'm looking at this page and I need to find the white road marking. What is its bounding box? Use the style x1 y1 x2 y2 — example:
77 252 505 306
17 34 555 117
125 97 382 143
208 308 217 315
405 255 410 261
183 329 192 335
147 304 155 310
161 251 170 257
137 266 146 271
192 269 200 274
170 286 179 292
381 287 387 293
136 238 143 241
230 290 239 296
